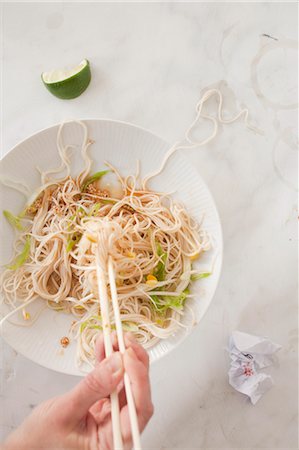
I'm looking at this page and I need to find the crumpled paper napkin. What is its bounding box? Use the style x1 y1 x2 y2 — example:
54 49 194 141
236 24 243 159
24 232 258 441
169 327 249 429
228 331 281 404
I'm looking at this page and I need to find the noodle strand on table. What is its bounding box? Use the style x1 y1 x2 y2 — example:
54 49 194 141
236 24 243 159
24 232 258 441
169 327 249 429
142 88 262 189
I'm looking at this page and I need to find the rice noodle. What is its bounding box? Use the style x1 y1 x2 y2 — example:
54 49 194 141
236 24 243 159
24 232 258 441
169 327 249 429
142 88 262 188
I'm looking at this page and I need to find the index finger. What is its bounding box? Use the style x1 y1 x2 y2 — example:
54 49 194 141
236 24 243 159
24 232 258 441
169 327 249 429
95 332 149 370
95 331 118 363
124 333 149 369
120 347 153 444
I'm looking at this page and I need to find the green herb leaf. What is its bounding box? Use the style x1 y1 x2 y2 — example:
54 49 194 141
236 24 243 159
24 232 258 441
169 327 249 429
3 210 23 231
190 272 211 281
81 170 110 192
7 236 31 270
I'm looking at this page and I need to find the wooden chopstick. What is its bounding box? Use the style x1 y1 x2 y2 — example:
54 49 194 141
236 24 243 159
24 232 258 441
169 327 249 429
108 257 142 450
95 246 123 450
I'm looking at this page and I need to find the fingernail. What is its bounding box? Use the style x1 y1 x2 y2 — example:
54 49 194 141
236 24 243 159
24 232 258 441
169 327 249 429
108 352 123 375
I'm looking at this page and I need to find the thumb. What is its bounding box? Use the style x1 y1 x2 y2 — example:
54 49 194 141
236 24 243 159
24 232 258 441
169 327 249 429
57 352 123 425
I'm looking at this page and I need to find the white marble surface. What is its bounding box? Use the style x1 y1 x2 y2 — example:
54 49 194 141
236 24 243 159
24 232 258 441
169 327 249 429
1 2 298 449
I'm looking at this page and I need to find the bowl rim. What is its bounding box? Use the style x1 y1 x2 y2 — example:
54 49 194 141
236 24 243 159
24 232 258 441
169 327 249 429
1 117 170 163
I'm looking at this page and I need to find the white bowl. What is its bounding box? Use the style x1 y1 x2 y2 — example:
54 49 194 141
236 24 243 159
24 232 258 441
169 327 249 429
0 120 222 376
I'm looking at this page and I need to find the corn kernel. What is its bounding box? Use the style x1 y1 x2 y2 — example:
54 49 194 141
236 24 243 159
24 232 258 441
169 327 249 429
86 234 97 243
127 251 136 258
146 279 158 288
22 311 30 321
190 252 200 261
147 274 157 282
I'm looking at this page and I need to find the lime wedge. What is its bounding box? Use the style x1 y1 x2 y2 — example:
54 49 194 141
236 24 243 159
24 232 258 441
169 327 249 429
41 59 91 99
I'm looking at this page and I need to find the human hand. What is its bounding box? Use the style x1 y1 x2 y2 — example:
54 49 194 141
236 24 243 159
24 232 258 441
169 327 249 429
3 333 153 450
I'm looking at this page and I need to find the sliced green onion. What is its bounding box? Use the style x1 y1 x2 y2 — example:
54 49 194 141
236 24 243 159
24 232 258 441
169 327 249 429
66 240 76 252
80 315 101 333
88 203 102 216
66 215 76 233
66 232 81 252
101 199 117 205
80 321 88 333
150 294 163 309
3 210 23 231
150 288 190 312
78 206 89 217
122 321 139 332
90 315 101 321
153 241 167 281
191 272 211 281
80 321 101 333
81 170 110 192
79 315 116 333
7 236 31 270
163 288 190 310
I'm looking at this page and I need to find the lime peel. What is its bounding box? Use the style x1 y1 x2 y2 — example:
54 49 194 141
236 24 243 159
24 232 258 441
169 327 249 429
41 59 91 100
